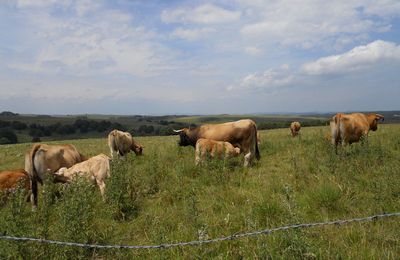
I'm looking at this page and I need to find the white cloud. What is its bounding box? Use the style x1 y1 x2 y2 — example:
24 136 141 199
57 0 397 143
14 0 64 8
161 4 240 24
238 0 399 49
7 2 177 77
244 46 263 56
171 27 216 41
231 66 294 91
301 40 400 75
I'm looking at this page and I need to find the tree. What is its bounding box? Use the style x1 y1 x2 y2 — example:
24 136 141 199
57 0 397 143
0 129 18 144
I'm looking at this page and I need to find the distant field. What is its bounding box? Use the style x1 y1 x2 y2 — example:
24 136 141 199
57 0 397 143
1 111 399 144
174 114 329 124
0 124 399 258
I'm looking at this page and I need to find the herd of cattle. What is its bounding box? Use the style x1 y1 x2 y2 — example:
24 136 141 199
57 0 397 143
0 112 384 209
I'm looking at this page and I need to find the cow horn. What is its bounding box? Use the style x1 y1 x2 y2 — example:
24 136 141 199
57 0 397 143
376 114 385 121
173 129 184 133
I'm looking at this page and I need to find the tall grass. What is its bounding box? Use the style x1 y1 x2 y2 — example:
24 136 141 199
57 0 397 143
0 125 399 258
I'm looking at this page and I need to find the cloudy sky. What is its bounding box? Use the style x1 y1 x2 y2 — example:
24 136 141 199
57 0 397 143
0 0 399 115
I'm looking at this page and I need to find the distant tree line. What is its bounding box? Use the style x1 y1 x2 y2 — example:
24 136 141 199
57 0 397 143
0 119 126 144
0 118 187 144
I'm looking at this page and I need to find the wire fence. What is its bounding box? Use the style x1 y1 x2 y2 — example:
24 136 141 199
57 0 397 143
1 212 399 250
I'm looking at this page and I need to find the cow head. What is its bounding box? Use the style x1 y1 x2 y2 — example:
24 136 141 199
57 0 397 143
173 128 198 147
233 147 241 156
367 113 384 131
132 143 143 156
54 167 67 176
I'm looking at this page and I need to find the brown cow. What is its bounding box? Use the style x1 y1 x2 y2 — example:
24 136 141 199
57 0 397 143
290 121 301 137
330 113 384 149
195 138 241 165
108 130 143 158
174 119 260 167
0 169 30 201
54 154 110 199
25 143 86 208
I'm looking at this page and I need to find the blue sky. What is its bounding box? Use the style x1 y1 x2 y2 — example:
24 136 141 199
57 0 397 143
0 0 399 115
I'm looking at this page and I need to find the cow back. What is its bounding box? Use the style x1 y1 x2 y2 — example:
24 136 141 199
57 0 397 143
0 169 30 191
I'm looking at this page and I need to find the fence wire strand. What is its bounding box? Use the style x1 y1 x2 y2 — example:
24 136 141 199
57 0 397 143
1 212 399 250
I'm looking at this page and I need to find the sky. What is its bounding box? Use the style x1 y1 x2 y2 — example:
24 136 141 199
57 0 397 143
0 0 399 115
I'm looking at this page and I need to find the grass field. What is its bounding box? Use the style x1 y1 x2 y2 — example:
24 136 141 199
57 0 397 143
0 125 399 258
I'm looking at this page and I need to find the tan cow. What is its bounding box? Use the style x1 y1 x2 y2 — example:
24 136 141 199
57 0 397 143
290 121 301 137
0 169 30 201
108 129 143 158
174 119 260 167
25 143 86 208
330 113 384 149
195 138 241 165
54 154 110 199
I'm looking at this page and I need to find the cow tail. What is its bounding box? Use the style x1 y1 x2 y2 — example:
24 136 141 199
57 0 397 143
28 144 41 208
254 125 260 161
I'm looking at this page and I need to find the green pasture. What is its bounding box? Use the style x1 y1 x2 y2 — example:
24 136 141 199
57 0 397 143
0 125 399 258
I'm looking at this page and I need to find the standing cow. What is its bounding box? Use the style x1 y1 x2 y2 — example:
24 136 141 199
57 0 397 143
54 154 110 199
195 138 241 165
25 143 86 208
330 113 384 149
174 119 260 167
108 130 143 158
290 121 301 137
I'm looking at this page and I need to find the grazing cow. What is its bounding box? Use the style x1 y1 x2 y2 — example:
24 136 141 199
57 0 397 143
257 131 261 145
330 113 384 149
290 121 301 137
25 143 86 208
174 119 260 167
195 138 241 165
54 154 110 199
0 169 30 201
108 130 143 158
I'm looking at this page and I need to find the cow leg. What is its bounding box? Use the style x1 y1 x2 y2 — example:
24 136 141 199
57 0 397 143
244 152 253 167
30 177 38 210
110 148 116 159
97 180 106 201
195 154 201 166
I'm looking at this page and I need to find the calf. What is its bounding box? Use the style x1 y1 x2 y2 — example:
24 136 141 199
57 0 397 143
195 138 241 165
54 154 110 199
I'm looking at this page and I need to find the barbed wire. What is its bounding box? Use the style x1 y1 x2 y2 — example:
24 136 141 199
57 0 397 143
1 212 399 249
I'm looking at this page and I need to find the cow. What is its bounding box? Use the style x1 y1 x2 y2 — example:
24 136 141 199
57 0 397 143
195 138 241 165
0 169 30 202
257 131 261 145
174 119 260 167
54 154 110 199
290 121 301 137
25 143 86 208
330 113 384 150
108 130 143 158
